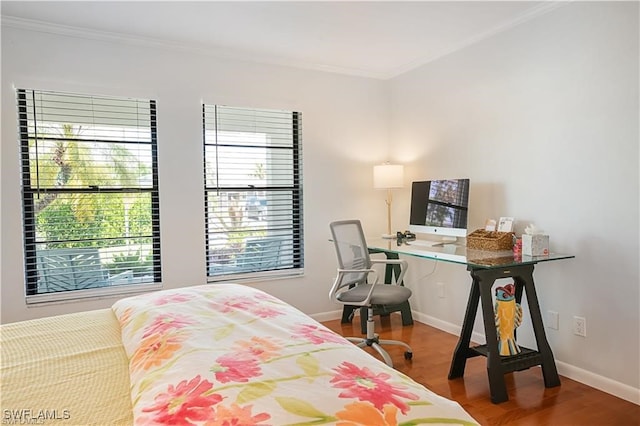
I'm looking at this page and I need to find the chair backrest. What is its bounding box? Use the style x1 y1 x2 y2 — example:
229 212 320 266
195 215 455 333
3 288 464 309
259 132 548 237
37 248 108 292
236 237 285 271
329 220 372 287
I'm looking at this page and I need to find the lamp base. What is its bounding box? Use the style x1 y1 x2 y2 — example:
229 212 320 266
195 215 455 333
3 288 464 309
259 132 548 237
381 233 396 239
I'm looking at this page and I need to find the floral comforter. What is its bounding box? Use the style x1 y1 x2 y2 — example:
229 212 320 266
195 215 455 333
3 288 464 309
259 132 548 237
112 284 478 425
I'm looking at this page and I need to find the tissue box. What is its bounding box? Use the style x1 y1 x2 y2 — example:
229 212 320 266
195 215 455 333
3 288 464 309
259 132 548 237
522 234 549 256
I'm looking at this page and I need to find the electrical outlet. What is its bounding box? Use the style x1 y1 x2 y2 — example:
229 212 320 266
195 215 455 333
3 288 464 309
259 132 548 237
573 316 586 337
437 282 445 298
547 311 559 330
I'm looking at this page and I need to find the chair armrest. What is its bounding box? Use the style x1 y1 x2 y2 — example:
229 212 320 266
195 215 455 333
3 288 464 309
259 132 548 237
337 267 377 274
329 268 378 307
370 258 408 285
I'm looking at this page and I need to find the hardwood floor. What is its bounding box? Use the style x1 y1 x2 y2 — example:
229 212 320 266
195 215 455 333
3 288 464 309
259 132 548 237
321 314 640 426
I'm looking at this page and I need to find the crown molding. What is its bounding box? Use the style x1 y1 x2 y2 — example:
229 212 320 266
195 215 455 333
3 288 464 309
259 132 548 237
2 2 568 82
387 1 568 79
1 15 389 80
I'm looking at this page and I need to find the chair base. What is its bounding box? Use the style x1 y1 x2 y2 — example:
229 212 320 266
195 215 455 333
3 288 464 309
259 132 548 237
346 335 413 367
344 307 413 368
341 302 414 334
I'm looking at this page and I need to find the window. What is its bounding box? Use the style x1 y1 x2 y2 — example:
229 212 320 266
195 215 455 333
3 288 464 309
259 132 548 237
203 105 303 280
18 89 161 301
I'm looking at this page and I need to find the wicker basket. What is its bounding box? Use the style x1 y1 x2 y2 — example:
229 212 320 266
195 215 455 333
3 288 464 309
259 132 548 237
466 229 514 251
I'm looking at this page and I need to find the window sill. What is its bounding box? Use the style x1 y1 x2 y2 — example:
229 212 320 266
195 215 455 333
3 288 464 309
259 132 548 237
25 282 163 306
207 268 304 283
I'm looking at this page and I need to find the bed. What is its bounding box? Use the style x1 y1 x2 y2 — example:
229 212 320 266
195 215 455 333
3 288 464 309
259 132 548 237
1 284 478 425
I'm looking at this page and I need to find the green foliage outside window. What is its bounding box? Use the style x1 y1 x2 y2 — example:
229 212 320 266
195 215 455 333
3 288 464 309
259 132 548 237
32 123 153 259
104 250 153 277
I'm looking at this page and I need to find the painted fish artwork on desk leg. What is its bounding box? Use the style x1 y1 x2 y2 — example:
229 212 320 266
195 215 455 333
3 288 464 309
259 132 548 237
494 283 523 356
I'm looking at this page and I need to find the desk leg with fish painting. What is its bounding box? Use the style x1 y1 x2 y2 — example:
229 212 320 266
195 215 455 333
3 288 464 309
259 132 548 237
448 263 560 404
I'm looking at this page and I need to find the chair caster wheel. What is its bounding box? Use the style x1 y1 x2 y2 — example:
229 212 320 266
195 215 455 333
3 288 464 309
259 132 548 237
404 351 413 360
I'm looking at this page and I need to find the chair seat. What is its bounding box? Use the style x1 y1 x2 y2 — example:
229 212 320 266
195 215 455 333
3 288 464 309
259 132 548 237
336 284 412 306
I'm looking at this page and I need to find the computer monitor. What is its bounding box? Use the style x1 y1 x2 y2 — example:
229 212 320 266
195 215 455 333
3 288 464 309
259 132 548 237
408 179 470 242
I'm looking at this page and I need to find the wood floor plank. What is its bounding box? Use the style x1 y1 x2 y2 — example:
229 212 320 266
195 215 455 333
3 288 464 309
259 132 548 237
321 314 640 426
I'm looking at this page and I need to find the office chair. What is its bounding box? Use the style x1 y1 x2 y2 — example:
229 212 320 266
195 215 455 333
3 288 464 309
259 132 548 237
329 219 413 367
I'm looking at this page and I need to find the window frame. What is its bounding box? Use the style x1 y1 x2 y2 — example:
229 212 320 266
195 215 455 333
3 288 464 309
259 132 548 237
17 88 162 303
203 104 304 281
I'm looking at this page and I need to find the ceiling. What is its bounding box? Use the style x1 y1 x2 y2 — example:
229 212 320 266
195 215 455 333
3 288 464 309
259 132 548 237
1 1 560 79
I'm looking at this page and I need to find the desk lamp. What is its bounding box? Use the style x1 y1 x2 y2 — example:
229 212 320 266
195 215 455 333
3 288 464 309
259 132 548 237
373 163 404 239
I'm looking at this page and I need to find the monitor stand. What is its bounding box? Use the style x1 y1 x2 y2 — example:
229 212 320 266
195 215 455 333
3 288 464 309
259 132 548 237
440 236 458 244
429 236 458 247
406 236 459 248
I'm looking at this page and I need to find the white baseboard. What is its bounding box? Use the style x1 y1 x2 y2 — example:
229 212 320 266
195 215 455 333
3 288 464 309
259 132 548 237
555 361 640 405
411 311 486 344
311 309 344 323
314 309 640 405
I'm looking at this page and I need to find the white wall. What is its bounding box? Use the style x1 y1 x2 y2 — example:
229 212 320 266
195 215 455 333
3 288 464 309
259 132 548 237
1 26 391 323
2 0 638 404
389 1 639 398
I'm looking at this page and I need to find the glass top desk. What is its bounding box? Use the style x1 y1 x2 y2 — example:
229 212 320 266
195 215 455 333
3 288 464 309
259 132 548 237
366 238 575 404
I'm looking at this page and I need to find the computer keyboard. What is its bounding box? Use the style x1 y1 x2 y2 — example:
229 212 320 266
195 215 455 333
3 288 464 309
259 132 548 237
405 239 442 247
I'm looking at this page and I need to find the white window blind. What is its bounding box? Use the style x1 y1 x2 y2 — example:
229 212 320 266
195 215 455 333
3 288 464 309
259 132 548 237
203 105 303 279
17 89 161 299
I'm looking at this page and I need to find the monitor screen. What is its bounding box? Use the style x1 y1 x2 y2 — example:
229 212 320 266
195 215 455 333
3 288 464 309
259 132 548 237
409 179 470 240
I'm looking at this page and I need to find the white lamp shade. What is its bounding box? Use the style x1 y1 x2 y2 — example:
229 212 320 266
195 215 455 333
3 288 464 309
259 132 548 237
373 164 404 189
